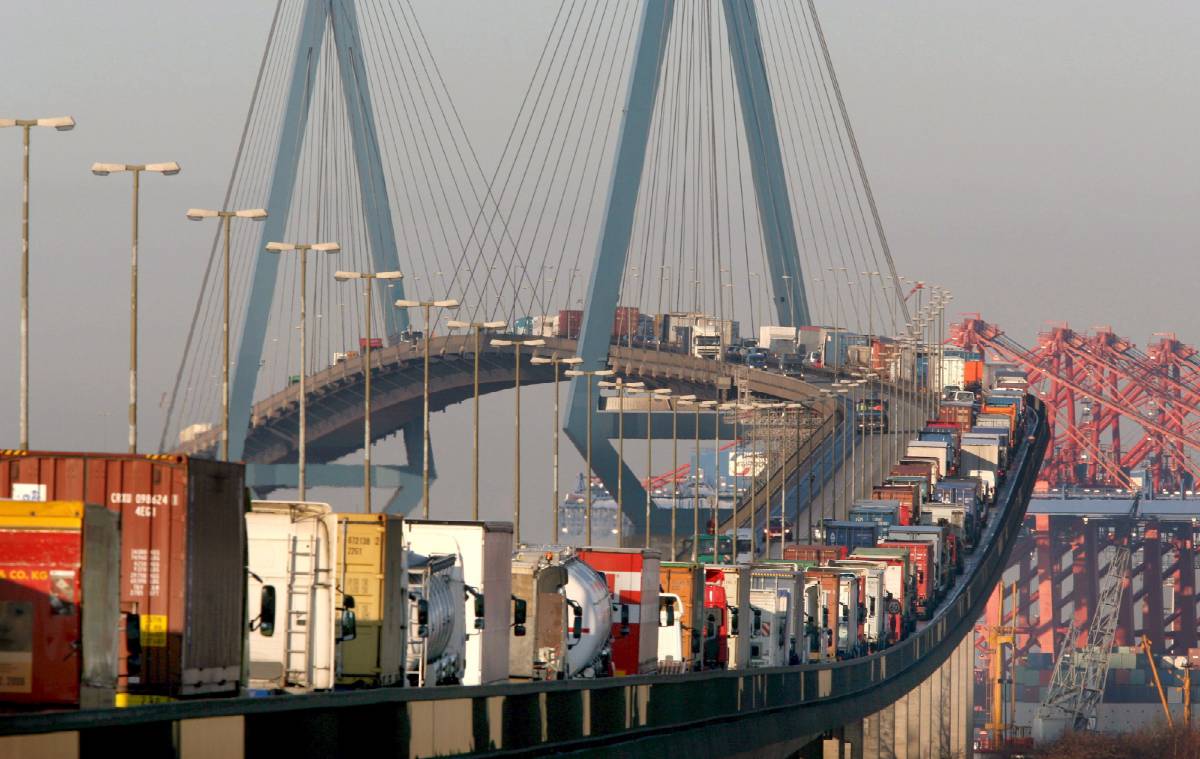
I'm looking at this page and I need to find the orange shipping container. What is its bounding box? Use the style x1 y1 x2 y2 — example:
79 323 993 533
658 562 704 665
964 360 984 386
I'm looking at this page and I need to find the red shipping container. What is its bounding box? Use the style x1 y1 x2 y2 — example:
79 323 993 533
873 485 919 525
556 310 583 339
880 541 934 619
576 548 660 676
358 337 383 351
613 306 640 340
0 502 119 708
782 544 847 564
0 451 246 704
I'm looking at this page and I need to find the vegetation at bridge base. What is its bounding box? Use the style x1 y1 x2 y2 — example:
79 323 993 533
1034 723 1200 759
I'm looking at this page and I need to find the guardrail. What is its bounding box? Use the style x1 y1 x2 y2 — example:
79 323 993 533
1 397 1049 758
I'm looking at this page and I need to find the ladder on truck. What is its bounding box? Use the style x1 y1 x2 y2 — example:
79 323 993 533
283 530 326 688
1032 542 1131 741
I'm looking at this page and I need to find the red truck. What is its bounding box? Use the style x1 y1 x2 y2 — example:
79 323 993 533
577 548 661 676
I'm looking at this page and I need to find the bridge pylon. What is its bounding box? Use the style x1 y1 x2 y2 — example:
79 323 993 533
567 1 812 539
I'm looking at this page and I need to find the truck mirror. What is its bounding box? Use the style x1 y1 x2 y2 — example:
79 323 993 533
340 609 357 642
467 586 485 629
417 598 429 626
729 605 739 635
343 594 355 610
752 608 762 632
572 605 583 640
512 596 528 626
662 602 675 628
620 603 630 636
259 586 277 637
691 634 700 654
514 624 527 637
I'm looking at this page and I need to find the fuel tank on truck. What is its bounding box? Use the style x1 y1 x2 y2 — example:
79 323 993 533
403 520 513 685
510 548 613 680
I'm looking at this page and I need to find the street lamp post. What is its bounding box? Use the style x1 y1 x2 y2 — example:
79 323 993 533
787 402 804 555
492 336 546 543
396 298 461 517
565 367 615 546
266 242 341 499
188 208 268 460
639 388 672 549
448 319 507 519
671 394 695 557
599 378 645 547
531 354 583 538
92 161 181 453
3 116 74 450
334 268 404 513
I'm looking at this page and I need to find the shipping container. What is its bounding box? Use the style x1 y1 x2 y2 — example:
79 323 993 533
335 514 408 687
613 306 640 341
556 309 583 339
829 560 886 649
510 548 612 680
0 451 246 704
872 485 919 525
577 548 660 675
937 402 975 434
823 519 881 551
849 501 901 537
887 526 952 591
783 543 847 564
358 337 383 351
878 541 935 619
0 502 119 709
403 520 512 685
749 564 804 666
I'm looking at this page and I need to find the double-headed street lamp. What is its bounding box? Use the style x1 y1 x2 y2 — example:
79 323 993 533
2 115 74 450
449 319 508 520
599 378 644 546
92 161 181 453
565 367 615 546
396 298 460 517
531 353 583 537
491 336 545 544
266 242 340 499
335 268 404 514
188 208 268 460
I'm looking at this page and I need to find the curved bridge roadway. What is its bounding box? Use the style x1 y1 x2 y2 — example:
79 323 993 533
9 398 1049 759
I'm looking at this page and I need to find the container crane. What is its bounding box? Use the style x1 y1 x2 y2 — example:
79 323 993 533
1032 540 1131 742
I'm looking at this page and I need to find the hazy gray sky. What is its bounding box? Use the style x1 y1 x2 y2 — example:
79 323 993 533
2 2 1198 538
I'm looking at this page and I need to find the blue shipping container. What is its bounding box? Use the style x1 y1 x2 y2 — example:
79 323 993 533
823 519 880 550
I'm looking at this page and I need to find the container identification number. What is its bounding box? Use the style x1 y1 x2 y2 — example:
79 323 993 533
110 492 178 510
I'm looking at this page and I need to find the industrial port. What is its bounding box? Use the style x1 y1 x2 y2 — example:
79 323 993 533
2 3 1198 759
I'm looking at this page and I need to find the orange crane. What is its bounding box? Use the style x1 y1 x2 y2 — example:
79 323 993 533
1141 636 1192 729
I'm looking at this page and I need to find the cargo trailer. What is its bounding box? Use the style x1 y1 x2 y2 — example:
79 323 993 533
823 519 881 551
577 548 660 676
509 548 613 680
0 451 246 704
703 564 750 670
403 520 512 685
657 562 706 671
830 560 887 650
0 502 119 709
782 544 847 564
335 514 408 687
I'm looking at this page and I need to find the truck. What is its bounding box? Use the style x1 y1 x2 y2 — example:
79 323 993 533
878 541 936 619
333 513 412 687
510 548 613 680
855 398 890 433
658 562 726 672
935 478 987 529
906 440 951 481
960 434 1004 502
403 519 513 685
848 500 902 537
782 544 847 564
0 451 247 705
823 519 881 551
0 501 119 709
577 548 661 676
704 564 751 670
872 484 920 525
920 503 974 554
887 525 953 593
846 550 912 643
830 560 888 651
246 501 354 693
751 563 807 665
937 401 975 433
805 567 863 658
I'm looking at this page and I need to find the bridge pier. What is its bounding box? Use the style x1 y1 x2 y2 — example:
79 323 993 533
843 633 974 759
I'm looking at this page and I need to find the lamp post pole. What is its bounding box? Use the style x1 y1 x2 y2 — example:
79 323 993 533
532 354 583 538
266 242 341 498
4 116 74 449
566 367 616 546
335 268 404 513
447 320 506 519
396 299 461 517
492 336 546 543
187 208 268 460
92 161 181 453
600 378 644 547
